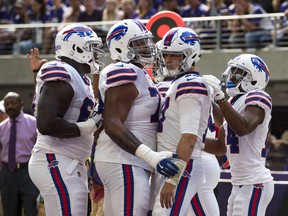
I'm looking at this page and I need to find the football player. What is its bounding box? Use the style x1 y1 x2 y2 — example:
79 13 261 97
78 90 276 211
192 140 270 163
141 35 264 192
152 27 224 215
204 54 274 216
153 36 225 216
28 24 104 215
94 19 179 215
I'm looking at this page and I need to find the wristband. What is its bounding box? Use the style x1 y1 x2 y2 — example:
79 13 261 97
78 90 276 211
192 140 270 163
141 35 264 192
166 159 187 186
165 178 177 186
75 118 97 136
135 144 157 168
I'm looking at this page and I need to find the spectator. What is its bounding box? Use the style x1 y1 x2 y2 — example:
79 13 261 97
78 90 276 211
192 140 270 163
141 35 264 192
138 0 157 19
121 0 139 19
275 0 288 46
0 92 39 216
228 0 273 49
272 0 286 12
161 0 181 14
0 100 8 122
95 0 106 12
266 131 288 171
77 0 103 22
63 0 85 22
180 0 209 30
101 0 123 31
0 0 11 24
13 0 52 54
253 0 276 13
200 0 231 48
0 0 23 54
42 0 67 54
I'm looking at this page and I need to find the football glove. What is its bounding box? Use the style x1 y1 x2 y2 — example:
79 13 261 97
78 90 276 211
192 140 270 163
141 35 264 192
135 144 179 178
203 75 225 102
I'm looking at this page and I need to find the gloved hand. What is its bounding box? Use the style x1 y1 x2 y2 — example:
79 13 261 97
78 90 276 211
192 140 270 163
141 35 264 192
135 145 179 178
76 104 103 136
90 104 103 130
156 151 179 178
203 75 225 102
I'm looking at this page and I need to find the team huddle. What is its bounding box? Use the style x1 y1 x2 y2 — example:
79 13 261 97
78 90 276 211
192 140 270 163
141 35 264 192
28 19 274 216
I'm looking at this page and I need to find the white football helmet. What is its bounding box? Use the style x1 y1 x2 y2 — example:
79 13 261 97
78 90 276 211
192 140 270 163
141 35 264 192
157 27 201 78
106 19 157 66
153 40 165 82
55 24 105 74
222 54 270 97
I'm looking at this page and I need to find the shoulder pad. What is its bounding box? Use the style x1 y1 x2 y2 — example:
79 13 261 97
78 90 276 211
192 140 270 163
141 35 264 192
245 90 272 110
176 80 208 100
105 62 137 86
39 61 71 82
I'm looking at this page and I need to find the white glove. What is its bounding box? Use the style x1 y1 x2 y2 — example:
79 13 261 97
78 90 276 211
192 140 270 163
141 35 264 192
135 144 179 178
75 104 103 136
90 104 103 129
203 75 225 102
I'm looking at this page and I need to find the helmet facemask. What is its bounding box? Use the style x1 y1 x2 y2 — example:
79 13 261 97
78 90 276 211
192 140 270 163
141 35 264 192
129 36 157 67
159 51 184 78
222 65 253 97
83 41 105 74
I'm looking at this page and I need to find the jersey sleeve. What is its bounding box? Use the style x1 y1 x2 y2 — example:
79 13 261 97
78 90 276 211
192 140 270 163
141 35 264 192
157 81 171 98
245 90 272 112
38 61 71 82
175 78 209 104
103 63 137 89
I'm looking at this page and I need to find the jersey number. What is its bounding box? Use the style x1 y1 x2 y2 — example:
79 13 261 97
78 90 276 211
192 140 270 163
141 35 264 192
148 87 161 123
78 97 95 122
157 97 170 132
227 126 240 154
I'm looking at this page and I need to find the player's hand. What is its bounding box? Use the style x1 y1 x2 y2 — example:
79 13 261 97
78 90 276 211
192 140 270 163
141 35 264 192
135 145 179 178
160 182 176 209
27 48 48 71
89 104 103 130
156 156 179 178
203 75 225 101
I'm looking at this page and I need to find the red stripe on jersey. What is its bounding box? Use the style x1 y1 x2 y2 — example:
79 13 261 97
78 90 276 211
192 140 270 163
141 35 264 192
122 165 134 216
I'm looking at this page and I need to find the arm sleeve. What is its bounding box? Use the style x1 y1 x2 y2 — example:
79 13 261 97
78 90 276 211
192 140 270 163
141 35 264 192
178 96 201 135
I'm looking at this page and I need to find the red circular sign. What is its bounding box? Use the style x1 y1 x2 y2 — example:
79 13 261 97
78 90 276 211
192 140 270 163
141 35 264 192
146 11 186 43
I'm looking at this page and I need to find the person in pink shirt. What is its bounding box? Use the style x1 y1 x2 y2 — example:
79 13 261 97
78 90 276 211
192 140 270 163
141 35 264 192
0 91 39 216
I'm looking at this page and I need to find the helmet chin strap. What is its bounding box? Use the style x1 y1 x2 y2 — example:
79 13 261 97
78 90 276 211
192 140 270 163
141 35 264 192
226 81 246 97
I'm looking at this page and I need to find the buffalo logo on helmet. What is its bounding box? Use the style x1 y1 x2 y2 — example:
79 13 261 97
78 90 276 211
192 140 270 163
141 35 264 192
107 25 128 48
62 26 93 41
180 31 200 45
251 57 269 82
